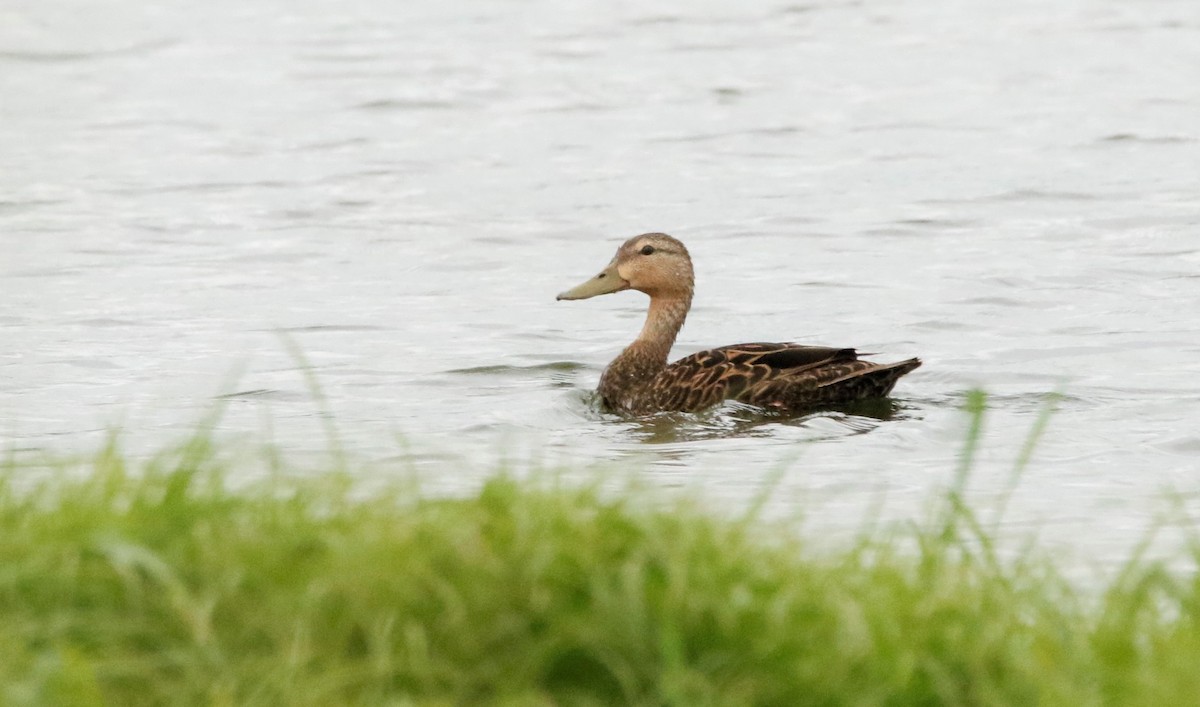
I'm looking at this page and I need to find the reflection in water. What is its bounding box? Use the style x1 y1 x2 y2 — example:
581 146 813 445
613 398 915 445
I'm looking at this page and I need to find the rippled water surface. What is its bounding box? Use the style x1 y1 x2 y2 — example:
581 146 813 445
4 0 1199 560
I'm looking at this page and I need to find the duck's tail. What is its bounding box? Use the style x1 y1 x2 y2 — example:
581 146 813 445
820 357 922 401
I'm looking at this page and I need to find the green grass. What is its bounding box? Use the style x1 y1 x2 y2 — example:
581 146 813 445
3 423 1200 705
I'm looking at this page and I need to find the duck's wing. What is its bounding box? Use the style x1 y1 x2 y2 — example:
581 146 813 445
648 342 920 412
645 343 853 411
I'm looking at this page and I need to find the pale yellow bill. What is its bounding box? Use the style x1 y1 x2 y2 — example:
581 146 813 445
556 262 629 300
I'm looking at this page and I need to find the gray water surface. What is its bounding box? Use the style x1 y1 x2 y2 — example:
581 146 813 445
3 0 1200 561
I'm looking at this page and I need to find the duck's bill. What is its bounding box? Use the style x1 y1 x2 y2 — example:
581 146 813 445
556 262 629 300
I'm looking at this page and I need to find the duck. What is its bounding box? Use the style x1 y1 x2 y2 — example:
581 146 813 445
557 233 921 416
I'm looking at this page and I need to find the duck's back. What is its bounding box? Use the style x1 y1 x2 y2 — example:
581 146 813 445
624 342 920 414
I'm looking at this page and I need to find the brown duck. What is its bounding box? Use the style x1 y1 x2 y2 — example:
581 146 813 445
557 233 921 415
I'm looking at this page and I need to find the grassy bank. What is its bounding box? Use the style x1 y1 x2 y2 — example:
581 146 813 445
3 435 1200 706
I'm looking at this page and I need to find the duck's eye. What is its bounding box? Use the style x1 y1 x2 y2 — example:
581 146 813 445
640 245 656 256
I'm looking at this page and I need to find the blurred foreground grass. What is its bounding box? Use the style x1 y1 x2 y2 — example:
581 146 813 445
3 408 1200 706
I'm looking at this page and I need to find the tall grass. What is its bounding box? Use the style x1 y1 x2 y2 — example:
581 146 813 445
3 417 1200 705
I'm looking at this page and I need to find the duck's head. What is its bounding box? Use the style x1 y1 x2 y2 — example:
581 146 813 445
557 233 694 301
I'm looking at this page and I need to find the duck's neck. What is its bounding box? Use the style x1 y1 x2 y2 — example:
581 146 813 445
599 292 692 405
632 294 691 362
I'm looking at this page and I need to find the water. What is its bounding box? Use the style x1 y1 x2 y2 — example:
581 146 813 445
3 0 1199 562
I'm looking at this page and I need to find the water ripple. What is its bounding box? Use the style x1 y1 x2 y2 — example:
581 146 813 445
0 40 176 63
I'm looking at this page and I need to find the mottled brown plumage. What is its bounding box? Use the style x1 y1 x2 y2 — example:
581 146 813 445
557 233 921 416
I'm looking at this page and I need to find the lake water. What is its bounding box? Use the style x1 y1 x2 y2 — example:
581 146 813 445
3 0 1199 564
